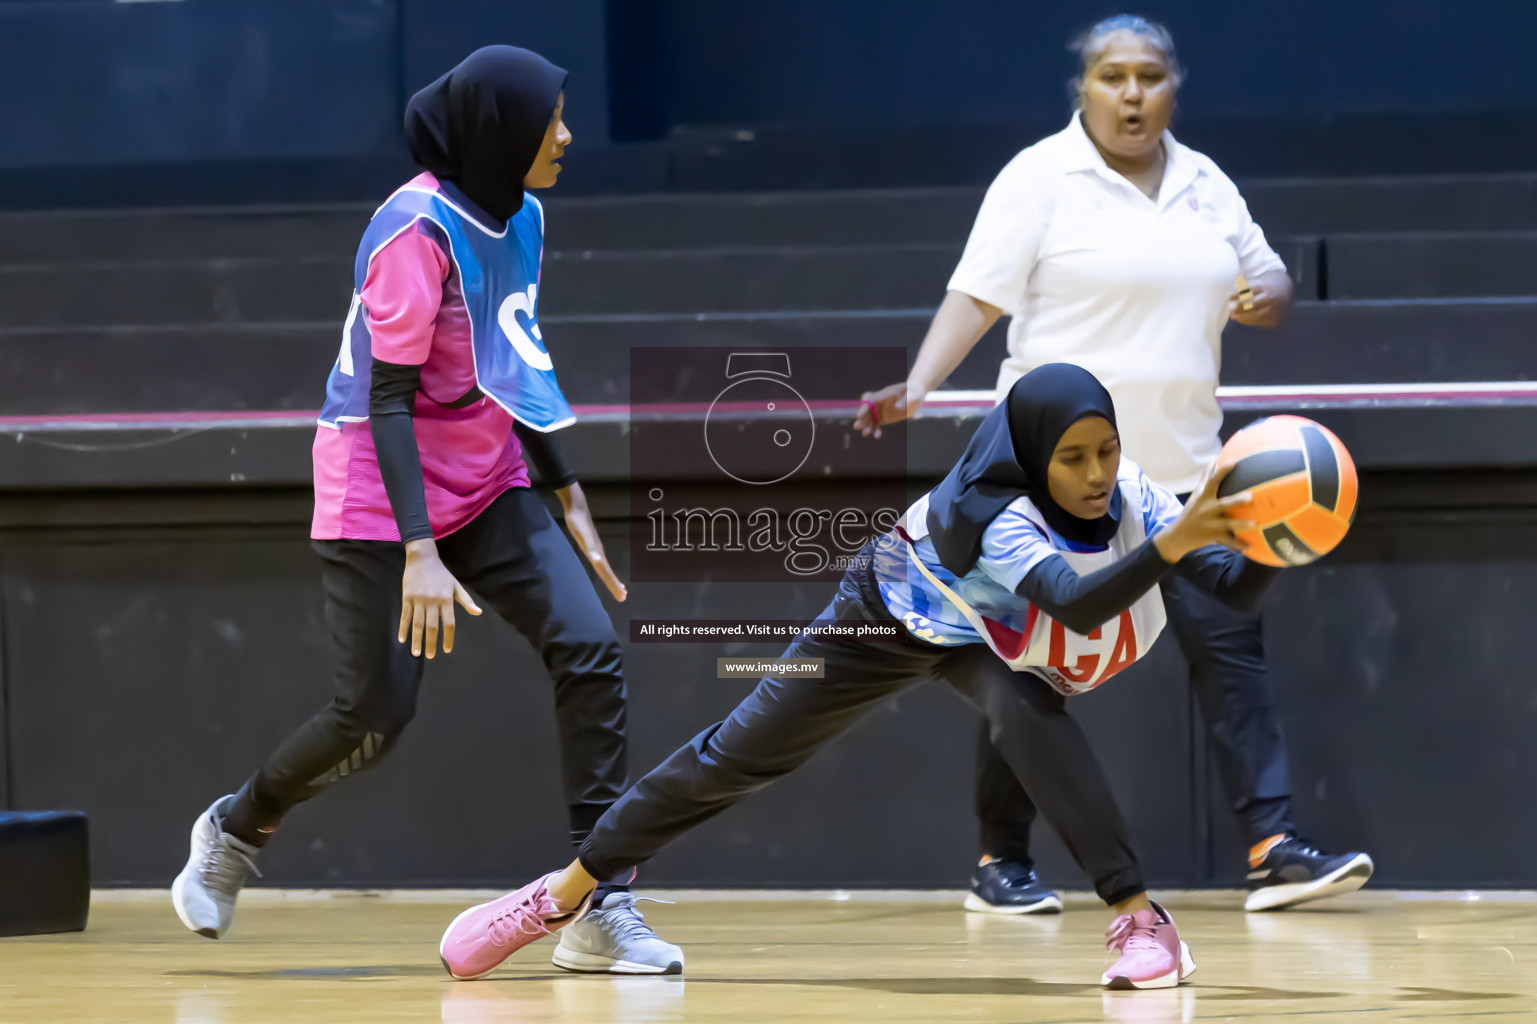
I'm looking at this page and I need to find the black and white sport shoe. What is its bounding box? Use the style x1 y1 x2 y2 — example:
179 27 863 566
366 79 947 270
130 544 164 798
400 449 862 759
1244 835 1373 912
963 859 1063 915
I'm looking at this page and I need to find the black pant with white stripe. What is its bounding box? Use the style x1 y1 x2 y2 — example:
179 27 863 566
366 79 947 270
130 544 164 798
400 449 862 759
578 554 1146 906
226 487 629 849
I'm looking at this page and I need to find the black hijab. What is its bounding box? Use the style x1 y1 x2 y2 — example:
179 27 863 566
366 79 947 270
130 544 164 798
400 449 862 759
404 45 568 224
926 363 1122 576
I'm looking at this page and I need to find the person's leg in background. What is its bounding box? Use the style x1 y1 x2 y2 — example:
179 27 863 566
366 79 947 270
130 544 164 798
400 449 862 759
968 727 1062 914
1161 570 1373 912
172 539 425 938
440 491 627 868
437 487 671 973
947 648 1194 989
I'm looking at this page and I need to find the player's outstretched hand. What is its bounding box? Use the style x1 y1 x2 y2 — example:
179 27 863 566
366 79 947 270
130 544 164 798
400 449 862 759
400 539 482 659
1152 462 1256 563
558 482 628 603
855 381 924 438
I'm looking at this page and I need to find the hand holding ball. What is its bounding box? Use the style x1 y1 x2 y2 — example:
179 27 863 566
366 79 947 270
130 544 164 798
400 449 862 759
1215 416 1358 566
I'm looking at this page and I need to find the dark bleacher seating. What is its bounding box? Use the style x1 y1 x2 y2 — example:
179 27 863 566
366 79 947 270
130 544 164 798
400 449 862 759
0 175 1533 418
1325 233 1537 300
1240 174 1537 234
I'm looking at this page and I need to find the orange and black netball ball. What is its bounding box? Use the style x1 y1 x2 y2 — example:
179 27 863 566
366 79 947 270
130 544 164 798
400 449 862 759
1216 415 1357 567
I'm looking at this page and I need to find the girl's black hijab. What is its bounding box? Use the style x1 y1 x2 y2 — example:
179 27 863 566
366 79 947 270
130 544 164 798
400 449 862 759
404 45 568 224
926 363 1122 575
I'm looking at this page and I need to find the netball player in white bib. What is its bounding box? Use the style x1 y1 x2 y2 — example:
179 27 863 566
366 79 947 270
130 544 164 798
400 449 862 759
857 13 1372 916
439 364 1275 989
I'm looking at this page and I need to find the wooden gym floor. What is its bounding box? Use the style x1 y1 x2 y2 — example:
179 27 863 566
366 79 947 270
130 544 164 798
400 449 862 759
2 889 1534 1023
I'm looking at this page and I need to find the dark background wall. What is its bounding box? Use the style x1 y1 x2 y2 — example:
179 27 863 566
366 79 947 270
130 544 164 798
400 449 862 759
4 0 1537 207
3 414 1536 890
2 1 1535 890
624 0 1537 128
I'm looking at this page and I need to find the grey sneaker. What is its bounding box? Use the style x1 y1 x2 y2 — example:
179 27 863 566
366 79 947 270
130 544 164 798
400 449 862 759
171 795 261 939
552 891 684 974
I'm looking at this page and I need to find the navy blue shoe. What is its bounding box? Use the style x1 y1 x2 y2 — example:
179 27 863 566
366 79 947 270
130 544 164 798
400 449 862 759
1245 835 1374 912
963 859 1063 915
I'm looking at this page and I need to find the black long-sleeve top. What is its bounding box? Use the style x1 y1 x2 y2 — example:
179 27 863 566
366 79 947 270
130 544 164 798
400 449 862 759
1017 541 1277 636
368 361 577 544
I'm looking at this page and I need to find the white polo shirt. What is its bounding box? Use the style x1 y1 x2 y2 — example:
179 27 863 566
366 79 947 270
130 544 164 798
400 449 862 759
947 114 1287 492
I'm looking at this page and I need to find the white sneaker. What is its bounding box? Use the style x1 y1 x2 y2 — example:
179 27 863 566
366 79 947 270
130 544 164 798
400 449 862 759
170 795 260 939
553 892 684 975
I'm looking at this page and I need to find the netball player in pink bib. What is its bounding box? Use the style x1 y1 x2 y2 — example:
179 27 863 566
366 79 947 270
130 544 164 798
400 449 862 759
440 363 1278 989
170 46 682 975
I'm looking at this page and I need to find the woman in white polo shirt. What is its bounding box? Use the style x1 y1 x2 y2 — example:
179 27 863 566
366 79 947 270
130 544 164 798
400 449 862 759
857 14 1372 914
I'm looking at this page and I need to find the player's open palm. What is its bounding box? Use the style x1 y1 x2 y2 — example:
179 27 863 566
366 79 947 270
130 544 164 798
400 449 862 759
399 543 482 659
1153 463 1255 562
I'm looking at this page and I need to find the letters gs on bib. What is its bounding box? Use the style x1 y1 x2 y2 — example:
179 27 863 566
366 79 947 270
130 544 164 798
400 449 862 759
318 187 575 432
498 284 551 372
332 284 553 377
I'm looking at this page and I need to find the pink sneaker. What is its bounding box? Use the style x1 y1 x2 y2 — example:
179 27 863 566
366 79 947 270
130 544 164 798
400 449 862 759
1101 901 1197 990
439 872 593 980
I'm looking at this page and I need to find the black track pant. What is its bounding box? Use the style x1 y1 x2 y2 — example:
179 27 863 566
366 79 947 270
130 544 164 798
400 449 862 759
228 488 628 848
577 556 1144 906
976 565 1295 865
